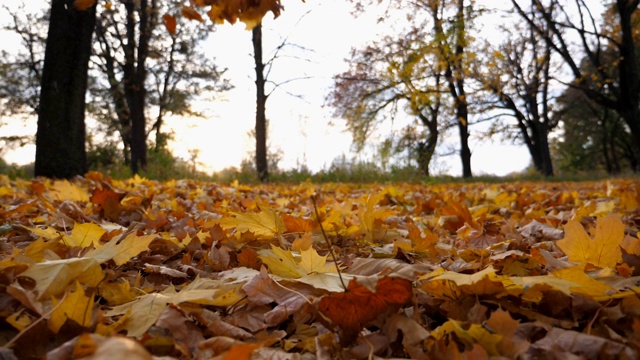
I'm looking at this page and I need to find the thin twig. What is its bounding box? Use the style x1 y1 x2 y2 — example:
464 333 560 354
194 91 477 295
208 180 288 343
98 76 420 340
311 193 347 291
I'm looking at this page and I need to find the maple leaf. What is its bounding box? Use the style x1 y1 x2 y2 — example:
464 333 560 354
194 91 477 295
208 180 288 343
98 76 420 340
49 281 95 333
85 233 156 266
357 193 396 243
163 14 177 35
217 208 285 241
17 257 104 300
317 276 413 345
258 245 337 278
64 222 106 248
556 214 625 268
48 180 90 202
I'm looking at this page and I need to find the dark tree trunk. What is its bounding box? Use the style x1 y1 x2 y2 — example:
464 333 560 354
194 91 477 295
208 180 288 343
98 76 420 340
122 0 155 175
35 0 96 178
615 0 640 165
534 122 554 176
512 0 640 169
253 24 268 182
416 114 439 177
453 0 472 178
430 0 472 178
456 105 472 178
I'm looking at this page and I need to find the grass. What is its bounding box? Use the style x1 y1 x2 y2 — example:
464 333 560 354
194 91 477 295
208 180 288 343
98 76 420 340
1 151 636 184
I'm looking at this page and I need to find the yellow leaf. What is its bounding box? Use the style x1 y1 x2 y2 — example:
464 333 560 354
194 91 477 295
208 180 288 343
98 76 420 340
259 245 303 278
99 280 138 306
217 208 285 240
49 281 95 333
85 233 156 266
18 257 104 300
556 214 624 268
6 310 31 331
48 180 90 202
104 293 170 338
65 223 106 248
551 266 615 300
299 247 338 275
23 225 64 241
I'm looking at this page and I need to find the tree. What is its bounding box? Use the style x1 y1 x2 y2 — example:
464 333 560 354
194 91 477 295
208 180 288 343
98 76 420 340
0 4 46 119
0 4 47 155
554 65 638 174
427 0 474 178
328 28 445 177
341 0 478 178
478 21 559 176
511 0 640 170
35 0 96 178
92 2 230 169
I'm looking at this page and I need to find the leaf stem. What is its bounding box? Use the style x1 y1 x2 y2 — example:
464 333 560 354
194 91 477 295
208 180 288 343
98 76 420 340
312 193 347 291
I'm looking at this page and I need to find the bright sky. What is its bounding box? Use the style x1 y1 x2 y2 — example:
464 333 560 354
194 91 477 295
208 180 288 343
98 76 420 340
0 1 532 177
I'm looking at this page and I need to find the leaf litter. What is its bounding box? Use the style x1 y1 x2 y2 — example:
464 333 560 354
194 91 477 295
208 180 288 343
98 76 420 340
0 173 639 359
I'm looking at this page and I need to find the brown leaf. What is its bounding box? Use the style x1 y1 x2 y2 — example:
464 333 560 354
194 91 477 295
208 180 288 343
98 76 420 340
181 6 204 23
74 0 96 11
162 14 177 34
317 276 413 345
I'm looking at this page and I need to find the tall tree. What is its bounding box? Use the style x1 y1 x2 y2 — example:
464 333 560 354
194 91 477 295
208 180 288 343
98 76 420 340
0 4 47 154
328 28 445 176
92 3 229 166
478 21 559 176
35 0 96 178
511 0 640 170
428 0 473 178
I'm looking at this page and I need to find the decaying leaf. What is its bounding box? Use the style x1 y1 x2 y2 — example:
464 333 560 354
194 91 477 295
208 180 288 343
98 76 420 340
318 276 413 345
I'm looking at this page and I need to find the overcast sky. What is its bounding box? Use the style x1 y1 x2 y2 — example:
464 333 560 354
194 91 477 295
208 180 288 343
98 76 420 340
0 1 532 176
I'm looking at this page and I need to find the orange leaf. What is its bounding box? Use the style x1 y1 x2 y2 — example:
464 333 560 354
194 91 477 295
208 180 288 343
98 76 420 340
90 186 125 221
74 0 96 11
282 213 316 233
556 214 624 268
162 14 177 35
317 276 412 345
182 6 204 23
223 343 261 360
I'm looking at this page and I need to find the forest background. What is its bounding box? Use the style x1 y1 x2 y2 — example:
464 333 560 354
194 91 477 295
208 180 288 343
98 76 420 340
0 0 638 182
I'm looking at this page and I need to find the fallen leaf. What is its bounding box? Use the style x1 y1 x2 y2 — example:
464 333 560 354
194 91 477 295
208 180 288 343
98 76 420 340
217 208 285 241
556 214 624 268
317 276 413 345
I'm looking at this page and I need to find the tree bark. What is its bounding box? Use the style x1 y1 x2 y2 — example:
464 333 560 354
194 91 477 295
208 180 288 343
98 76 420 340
35 0 96 178
615 0 640 164
431 0 472 178
253 23 268 182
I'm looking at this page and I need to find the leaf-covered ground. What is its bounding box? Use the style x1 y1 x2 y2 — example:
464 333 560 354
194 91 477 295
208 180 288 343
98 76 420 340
0 173 639 359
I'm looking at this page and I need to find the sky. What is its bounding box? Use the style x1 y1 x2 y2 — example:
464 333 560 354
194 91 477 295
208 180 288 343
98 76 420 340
0 0 532 177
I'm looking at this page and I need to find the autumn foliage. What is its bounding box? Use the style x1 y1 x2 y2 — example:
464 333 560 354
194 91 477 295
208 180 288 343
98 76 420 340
0 174 640 359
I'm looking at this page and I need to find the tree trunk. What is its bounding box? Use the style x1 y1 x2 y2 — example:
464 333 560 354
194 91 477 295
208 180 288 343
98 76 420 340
35 0 95 178
535 123 553 176
615 0 640 166
253 23 268 182
454 0 471 179
122 0 155 175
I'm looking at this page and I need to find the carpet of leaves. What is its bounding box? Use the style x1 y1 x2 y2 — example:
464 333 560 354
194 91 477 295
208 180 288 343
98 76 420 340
0 173 640 359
